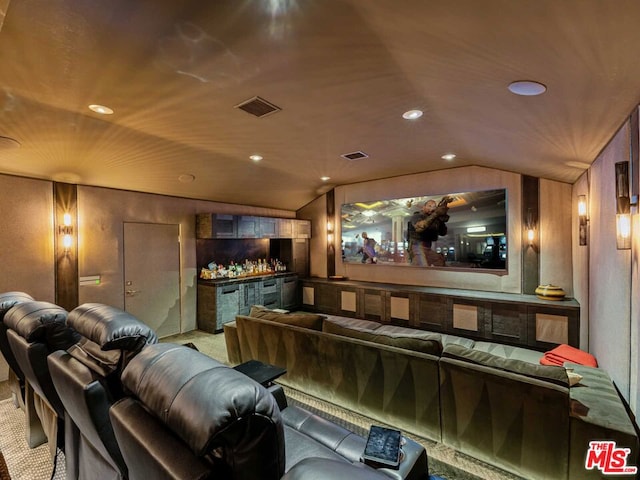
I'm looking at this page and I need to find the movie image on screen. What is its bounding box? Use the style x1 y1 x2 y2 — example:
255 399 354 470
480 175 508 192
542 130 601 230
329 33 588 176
341 189 507 271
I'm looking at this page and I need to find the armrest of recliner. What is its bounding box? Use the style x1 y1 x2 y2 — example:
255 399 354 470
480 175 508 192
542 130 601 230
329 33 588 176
282 458 389 480
267 384 288 411
281 405 366 463
109 397 213 480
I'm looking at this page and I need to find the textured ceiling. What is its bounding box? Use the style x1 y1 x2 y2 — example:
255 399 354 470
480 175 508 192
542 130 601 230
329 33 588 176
0 0 639 210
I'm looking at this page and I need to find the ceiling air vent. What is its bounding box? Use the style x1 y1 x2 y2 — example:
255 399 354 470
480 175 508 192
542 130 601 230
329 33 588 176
341 151 369 161
234 96 281 118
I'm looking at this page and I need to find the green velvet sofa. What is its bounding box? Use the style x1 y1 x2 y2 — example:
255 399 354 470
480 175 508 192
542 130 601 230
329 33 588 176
224 308 639 480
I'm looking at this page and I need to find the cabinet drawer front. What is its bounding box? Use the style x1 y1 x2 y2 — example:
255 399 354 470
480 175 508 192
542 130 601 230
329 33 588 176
262 280 278 294
220 284 240 295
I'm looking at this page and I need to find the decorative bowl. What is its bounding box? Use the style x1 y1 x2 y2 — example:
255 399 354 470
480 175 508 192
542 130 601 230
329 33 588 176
535 284 566 301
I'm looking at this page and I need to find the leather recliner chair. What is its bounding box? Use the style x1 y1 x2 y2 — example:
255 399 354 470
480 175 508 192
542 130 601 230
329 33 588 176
110 342 286 480
0 291 35 409
4 300 77 456
48 303 158 480
109 342 428 480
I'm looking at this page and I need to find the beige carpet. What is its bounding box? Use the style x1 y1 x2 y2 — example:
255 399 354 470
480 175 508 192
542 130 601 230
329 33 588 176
0 400 65 480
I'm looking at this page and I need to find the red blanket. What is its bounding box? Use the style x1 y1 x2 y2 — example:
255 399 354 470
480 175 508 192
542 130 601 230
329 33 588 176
540 344 598 367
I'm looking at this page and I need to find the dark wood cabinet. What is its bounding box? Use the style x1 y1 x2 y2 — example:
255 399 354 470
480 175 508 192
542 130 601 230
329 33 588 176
294 220 311 239
197 214 310 240
278 218 294 238
197 274 298 332
259 217 278 238
301 278 580 350
196 213 236 238
237 216 259 238
281 275 298 310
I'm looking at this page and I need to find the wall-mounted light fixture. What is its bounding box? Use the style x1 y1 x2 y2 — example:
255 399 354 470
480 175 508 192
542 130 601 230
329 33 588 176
59 212 74 252
326 220 334 244
578 194 589 246
615 161 632 250
525 208 536 246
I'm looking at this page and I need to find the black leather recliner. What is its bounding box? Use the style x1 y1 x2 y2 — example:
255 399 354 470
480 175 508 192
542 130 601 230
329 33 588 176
4 300 77 456
48 303 158 480
0 291 35 409
110 342 287 480
109 342 428 480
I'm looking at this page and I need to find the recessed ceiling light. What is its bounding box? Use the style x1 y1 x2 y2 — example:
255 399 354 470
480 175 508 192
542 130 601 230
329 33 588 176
402 109 423 120
441 153 456 161
249 154 263 162
320 176 330 181
178 174 195 183
88 104 114 115
508 81 547 96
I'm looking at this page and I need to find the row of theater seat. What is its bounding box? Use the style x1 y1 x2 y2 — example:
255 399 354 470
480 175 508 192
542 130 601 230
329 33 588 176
0 292 428 480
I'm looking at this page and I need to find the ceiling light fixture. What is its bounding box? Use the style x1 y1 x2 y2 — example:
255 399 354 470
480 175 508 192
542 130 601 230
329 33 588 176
441 153 456 161
249 155 263 162
88 104 114 115
508 81 547 96
402 109 423 120
320 176 330 181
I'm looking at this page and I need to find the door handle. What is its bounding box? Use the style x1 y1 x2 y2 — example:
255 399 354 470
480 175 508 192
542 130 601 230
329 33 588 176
125 290 141 296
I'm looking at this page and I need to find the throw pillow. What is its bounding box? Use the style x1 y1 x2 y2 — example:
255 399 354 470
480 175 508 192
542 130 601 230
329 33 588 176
565 368 583 387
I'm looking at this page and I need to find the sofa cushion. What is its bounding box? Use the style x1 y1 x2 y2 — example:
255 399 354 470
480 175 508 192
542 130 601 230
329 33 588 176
249 305 325 331
442 344 570 387
473 341 543 364
323 319 442 355
440 334 476 349
322 315 382 332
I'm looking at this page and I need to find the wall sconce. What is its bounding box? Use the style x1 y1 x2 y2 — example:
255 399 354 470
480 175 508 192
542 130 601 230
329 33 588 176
59 212 74 252
525 208 536 246
615 161 632 250
326 220 334 244
578 194 589 246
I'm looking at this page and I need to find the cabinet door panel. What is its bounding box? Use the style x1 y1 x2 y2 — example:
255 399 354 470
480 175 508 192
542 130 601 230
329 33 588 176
281 276 298 310
259 217 278 238
237 216 259 238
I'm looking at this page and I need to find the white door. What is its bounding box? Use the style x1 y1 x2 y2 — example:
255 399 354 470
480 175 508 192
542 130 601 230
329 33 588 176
123 222 181 337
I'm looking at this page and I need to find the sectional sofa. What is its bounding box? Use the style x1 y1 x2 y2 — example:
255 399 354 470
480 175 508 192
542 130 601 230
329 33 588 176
224 306 639 480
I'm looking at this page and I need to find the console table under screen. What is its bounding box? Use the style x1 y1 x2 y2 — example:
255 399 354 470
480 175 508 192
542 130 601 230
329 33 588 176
300 278 580 351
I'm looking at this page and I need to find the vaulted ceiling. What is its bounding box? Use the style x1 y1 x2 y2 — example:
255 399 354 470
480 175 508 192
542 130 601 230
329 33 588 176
0 0 639 210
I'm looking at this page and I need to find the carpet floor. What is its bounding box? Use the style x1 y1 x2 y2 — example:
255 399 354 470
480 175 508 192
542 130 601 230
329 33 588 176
0 399 65 480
